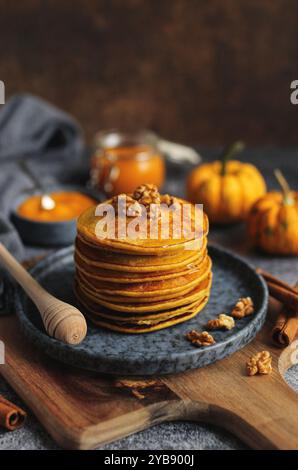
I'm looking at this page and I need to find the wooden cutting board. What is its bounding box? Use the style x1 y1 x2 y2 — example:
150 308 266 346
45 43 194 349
0 312 297 450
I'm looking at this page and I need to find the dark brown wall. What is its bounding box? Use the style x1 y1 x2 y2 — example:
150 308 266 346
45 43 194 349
1 0 298 145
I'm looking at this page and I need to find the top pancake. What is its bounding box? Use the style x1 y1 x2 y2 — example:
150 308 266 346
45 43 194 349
77 196 208 255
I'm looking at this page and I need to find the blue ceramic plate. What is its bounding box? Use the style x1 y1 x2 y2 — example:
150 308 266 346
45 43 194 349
15 245 268 376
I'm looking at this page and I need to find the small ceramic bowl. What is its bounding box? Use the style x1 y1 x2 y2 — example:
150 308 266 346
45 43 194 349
10 185 102 247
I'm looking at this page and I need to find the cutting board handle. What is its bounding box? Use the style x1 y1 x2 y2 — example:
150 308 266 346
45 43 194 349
0 243 87 345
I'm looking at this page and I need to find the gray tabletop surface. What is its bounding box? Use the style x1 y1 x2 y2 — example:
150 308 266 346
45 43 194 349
0 147 297 450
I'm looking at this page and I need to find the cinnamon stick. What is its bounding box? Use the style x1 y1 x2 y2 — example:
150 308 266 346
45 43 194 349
0 395 26 431
257 268 298 312
271 281 298 347
272 310 298 347
257 269 298 296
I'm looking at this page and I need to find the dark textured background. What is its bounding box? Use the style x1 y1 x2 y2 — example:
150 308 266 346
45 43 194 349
1 0 298 145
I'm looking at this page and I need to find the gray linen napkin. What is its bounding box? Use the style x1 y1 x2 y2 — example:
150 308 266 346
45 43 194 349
0 93 83 161
0 94 85 315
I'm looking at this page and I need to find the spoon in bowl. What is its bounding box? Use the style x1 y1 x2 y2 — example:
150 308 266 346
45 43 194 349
18 159 56 211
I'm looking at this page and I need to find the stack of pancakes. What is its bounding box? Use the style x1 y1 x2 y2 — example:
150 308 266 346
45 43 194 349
74 185 212 333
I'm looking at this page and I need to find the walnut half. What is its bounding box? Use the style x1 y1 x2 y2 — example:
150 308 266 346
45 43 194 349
232 297 254 319
207 314 235 330
186 330 215 347
246 351 272 376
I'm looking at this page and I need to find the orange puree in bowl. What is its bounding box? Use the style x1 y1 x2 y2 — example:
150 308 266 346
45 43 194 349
17 192 96 222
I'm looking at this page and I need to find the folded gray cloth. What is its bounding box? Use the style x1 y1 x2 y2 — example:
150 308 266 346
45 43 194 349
0 94 85 315
0 93 83 161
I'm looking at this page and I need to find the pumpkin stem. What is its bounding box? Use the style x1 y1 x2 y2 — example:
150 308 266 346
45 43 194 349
220 141 245 176
274 169 294 205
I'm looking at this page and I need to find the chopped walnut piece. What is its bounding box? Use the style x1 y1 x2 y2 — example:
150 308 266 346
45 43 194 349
186 330 215 347
207 314 235 331
112 194 146 217
160 194 181 211
133 184 161 206
232 297 254 319
112 194 133 213
114 379 163 399
246 351 272 376
126 201 144 217
112 185 179 219
160 193 173 205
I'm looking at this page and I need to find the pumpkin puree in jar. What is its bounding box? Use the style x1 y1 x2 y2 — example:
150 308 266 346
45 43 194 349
91 144 165 196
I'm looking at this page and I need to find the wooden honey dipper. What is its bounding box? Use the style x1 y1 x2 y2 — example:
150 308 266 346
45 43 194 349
0 243 87 345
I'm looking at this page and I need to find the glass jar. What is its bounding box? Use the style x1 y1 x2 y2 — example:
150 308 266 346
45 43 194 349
90 130 165 197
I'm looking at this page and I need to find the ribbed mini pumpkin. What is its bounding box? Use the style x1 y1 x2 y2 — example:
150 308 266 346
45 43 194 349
248 170 298 255
187 142 266 224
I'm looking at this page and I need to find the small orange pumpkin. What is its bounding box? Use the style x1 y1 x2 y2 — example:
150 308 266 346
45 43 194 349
187 142 266 224
248 170 298 255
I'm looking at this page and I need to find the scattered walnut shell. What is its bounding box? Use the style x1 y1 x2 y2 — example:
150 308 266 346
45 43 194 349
246 351 272 376
207 313 235 330
186 330 215 347
232 297 254 319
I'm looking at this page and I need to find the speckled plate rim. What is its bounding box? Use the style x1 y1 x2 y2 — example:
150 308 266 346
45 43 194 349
14 245 268 375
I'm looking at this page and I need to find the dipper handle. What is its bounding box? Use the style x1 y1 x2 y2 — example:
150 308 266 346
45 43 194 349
0 243 87 345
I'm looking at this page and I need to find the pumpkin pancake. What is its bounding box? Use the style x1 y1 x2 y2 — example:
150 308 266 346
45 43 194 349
76 280 200 303
75 235 206 272
77 197 208 255
75 284 208 323
81 296 210 333
76 273 212 313
76 271 211 306
75 255 211 298
74 249 207 284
